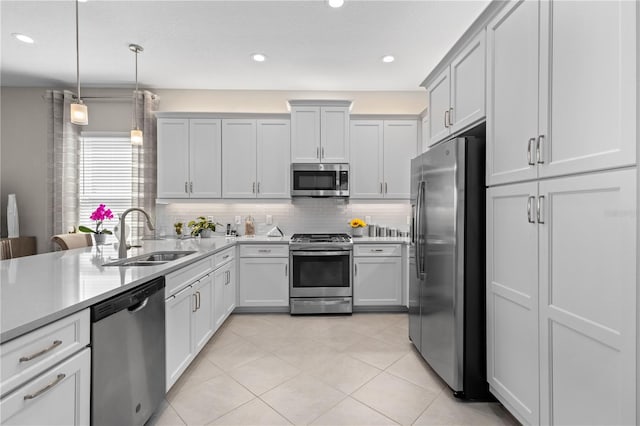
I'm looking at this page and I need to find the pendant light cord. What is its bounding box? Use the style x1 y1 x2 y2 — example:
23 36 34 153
134 47 138 130
75 0 81 102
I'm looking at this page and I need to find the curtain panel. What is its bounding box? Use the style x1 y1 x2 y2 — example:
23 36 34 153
45 90 80 248
131 90 159 240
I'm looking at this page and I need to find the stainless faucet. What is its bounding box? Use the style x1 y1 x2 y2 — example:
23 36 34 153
118 208 155 258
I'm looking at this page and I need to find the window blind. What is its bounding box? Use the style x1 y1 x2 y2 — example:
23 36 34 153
79 133 132 231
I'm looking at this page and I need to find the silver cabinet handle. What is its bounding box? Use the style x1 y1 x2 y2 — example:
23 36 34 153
444 110 449 128
23 373 66 400
285 264 288 277
536 135 545 164
527 138 536 166
252 182 256 193
527 196 536 224
537 196 545 224
372 249 384 252
225 270 230 285
258 249 271 253
316 147 320 159
380 183 383 194
257 182 260 193
190 182 193 193
196 291 201 310
448 107 454 126
385 182 388 194
19 340 63 362
192 293 198 312
354 264 358 276
184 182 188 193
222 254 230 259
321 147 325 158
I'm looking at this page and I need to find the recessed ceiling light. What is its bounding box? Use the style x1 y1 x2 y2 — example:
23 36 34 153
382 55 395 63
12 33 35 44
252 53 266 62
328 0 344 8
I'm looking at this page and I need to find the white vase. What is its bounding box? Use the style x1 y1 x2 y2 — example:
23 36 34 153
7 194 19 238
93 233 107 245
352 227 364 237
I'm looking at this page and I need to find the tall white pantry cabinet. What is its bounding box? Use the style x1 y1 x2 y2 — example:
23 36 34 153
485 1 637 425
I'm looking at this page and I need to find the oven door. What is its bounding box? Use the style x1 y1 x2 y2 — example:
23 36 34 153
289 250 352 297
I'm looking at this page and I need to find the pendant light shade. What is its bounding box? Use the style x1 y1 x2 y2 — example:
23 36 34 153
129 44 144 145
70 0 88 126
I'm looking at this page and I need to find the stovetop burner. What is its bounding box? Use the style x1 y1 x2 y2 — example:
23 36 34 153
290 233 352 244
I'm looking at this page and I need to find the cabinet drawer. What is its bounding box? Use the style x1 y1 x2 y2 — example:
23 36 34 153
1 347 90 425
354 244 401 257
240 244 289 258
166 257 212 296
213 247 235 269
0 309 90 398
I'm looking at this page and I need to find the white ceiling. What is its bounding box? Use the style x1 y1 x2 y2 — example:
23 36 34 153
1 0 489 91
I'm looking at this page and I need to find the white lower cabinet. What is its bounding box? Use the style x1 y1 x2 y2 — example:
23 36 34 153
487 168 637 425
239 245 289 307
213 259 236 329
1 348 90 426
353 244 403 306
192 274 214 354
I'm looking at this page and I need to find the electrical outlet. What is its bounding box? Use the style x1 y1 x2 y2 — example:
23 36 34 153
235 215 241 225
365 215 371 224
406 216 411 225
266 215 273 225
207 215 214 223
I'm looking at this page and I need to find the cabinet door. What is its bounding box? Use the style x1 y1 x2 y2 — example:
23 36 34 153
239 258 289 307
486 182 539 425
165 286 194 391
486 0 539 186
257 119 290 198
426 68 451 145
1 348 90 426
157 118 190 198
353 257 402 306
222 119 257 198
450 30 486 134
213 267 226 330
383 121 417 199
350 120 384 199
189 119 222 198
224 261 237 316
192 274 214 354
320 107 349 162
291 106 320 163
421 115 430 152
538 169 637 425
538 0 636 179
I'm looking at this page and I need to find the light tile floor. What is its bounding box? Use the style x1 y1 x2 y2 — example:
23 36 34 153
147 313 519 426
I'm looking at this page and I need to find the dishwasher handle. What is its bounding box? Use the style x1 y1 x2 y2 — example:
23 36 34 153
92 276 165 322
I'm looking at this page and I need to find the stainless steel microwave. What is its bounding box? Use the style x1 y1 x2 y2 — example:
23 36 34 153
291 163 349 197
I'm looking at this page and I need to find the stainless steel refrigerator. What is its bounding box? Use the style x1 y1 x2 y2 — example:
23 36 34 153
408 136 490 400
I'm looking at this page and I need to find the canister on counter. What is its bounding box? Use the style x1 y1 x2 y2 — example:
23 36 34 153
389 228 398 237
368 224 378 237
377 226 387 237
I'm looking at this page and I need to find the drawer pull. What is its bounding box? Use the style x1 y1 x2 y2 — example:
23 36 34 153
372 249 384 252
258 249 271 253
19 340 63 362
23 373 66 400
222 254 230 259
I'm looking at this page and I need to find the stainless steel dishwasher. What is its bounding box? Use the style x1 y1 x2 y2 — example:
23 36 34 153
91 277 165 426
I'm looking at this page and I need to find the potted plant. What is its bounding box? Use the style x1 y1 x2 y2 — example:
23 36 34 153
187 216 218 237
349 218 367 237
79 204 114 245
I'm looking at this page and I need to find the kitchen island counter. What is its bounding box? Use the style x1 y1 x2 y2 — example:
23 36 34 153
0 237 239 343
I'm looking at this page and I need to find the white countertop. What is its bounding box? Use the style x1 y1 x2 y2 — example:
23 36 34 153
0 237 247 343
352 236 411 244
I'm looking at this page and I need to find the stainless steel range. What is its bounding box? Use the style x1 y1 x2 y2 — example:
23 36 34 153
289 233 353 314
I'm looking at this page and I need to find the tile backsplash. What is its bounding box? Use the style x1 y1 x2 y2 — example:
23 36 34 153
156 199 411 237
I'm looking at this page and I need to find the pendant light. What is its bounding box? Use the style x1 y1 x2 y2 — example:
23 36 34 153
129 44 144 145
70 0 88 125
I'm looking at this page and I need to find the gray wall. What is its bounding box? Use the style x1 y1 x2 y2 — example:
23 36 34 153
0 87 426 253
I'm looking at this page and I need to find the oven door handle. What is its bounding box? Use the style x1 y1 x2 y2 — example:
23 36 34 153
291 251 351 256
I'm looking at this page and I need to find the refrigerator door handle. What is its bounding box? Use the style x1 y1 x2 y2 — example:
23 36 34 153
416 180 425 279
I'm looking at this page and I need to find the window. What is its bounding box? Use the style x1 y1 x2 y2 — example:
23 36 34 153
79 133 132 230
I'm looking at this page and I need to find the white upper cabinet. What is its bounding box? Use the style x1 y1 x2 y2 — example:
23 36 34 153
157 118 222 199
290 100 351 163
487 0 636 186
256 119 290 198
222 119 290 199
426 30 486 147
222 119 257 198
350 120 417 199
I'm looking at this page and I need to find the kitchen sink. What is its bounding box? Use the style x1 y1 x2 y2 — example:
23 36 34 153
103 251 196 267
